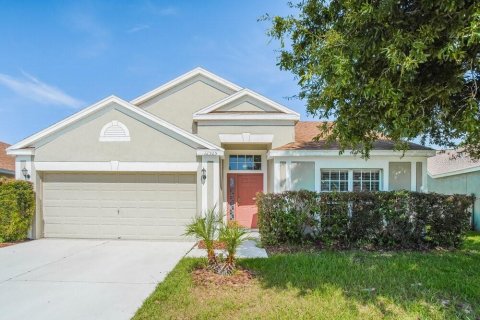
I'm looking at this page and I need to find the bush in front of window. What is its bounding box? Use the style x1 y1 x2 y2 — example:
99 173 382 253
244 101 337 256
0 178 35 242
256 190 473 250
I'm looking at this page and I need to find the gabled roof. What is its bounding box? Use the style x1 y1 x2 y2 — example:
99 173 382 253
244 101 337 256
0 141 14 174
274 121 434 151
193 89 300 121
131 67 242 106
7 96 222 154
428 149 480 178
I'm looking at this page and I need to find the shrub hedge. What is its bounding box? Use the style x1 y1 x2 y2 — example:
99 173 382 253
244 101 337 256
0 178 35 242
257 190 474 249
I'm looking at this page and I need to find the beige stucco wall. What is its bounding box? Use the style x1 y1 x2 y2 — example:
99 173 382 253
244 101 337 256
216 96 277 112
219 101 266 112
139 79 230 132
197 124 295 149
35 106 198 162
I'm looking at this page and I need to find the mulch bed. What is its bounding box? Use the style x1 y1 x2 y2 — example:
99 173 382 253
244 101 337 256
197 240 227 250
0 240 30 248
192 267 255 287
265 243 323 255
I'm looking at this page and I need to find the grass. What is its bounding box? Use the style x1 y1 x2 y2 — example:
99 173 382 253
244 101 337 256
134 233 480 320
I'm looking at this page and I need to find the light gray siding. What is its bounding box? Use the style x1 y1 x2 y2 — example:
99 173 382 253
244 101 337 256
428 171 480 231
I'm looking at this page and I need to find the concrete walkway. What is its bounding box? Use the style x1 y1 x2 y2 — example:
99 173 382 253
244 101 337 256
186 231 268 258
0 239 194 320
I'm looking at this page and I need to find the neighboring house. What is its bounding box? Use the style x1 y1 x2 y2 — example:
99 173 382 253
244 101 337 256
0 141 15 178
428 150 480 231
6 68 435 240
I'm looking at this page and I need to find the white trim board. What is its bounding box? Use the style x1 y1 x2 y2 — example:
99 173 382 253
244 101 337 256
34 161 199 172
193 113 299 121
7 96 223 153
131 67 242 105
268 149 436 158
193 89 300 119
219 133 274 144
6 148 35 155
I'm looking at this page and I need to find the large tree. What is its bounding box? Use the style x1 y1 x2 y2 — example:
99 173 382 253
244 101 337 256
267 0 480 158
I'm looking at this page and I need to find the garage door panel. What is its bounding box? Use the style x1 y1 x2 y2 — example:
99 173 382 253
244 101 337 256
117 218 182 226
43 207 117 217
178 174 196 183
120 208 196 219
43 172 197 240
118 226 186 239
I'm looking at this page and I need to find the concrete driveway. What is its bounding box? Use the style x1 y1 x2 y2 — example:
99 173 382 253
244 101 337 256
0 239 194 320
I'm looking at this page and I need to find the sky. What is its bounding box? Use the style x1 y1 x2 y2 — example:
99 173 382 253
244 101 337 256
0 0 313 145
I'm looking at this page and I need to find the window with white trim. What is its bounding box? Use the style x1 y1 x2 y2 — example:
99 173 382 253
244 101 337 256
229 155 261 170
353 169 381 191
320 169 382 192
321 169 349 192
99 121 130 142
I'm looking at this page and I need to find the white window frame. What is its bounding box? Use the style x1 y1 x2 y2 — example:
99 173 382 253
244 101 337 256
320 168 383 192
352 169 382 192
320 169 349 192
228 154 262 171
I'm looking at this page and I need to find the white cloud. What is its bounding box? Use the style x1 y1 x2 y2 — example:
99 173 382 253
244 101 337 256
154 6 177 16
143 2 177 16
0 72 84 109
127 24 150 34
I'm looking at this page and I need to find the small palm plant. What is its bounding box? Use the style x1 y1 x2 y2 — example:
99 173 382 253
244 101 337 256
184 207 222 267
217 221 249 275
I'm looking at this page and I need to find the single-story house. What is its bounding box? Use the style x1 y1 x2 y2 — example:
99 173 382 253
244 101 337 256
0 141 15 178
428 150 480 231
7 68 435 240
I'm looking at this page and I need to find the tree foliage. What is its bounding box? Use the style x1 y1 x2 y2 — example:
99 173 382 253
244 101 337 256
267 0 480 158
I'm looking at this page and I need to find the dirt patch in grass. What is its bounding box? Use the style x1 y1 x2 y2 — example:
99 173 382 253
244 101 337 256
192 266 255 288
265 242 446 255
197 240 227 250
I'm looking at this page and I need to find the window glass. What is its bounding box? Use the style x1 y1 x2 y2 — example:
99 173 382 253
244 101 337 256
353 169 381 191
320 170 349 192
229 155 262 171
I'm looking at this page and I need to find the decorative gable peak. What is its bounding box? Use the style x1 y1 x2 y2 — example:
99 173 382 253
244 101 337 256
193 89 300 121
131 67 242 106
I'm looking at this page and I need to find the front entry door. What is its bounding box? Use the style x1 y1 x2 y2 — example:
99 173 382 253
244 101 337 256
227 173 263 228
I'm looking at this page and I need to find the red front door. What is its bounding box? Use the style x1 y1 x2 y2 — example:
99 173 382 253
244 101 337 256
227 173 263 228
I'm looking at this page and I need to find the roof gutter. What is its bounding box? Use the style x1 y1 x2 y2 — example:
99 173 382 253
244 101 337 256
268 149 436 159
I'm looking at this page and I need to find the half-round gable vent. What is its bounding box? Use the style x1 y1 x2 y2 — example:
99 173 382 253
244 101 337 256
99 121 130 142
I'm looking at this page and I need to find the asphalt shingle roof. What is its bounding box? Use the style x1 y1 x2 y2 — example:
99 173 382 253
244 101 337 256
274 121 433 151
428 149 480 176
0 141 14 172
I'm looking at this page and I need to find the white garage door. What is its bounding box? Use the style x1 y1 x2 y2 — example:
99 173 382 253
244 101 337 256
42 172 197 240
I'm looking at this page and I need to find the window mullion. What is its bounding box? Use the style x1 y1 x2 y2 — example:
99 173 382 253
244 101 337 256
348 170 353 192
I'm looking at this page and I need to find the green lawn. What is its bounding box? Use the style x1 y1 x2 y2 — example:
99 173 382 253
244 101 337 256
134 233 480 320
